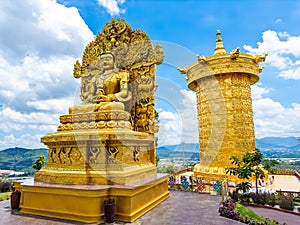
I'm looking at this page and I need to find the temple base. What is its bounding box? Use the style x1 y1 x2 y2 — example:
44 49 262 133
194 164 229 181
193 163 263 182
15 174 169 223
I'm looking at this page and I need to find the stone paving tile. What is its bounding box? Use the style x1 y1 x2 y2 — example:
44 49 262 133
2 191 298 225
121 191 243 225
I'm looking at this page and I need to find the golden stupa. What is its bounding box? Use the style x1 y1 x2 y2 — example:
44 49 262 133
179 30 267 182
15 18 169 223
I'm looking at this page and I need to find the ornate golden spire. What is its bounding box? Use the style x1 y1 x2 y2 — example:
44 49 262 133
214 30 226 55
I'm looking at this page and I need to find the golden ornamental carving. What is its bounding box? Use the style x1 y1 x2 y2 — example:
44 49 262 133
230 47 240 59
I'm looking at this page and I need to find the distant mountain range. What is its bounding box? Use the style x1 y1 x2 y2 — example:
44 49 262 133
0 137 299 171
255 137 300 158
156 137 300 159
0 147 48 171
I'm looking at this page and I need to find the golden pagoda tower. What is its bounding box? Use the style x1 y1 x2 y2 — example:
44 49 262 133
179 30 267 181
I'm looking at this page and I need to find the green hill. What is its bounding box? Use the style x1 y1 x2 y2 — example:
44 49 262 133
0 147 48 171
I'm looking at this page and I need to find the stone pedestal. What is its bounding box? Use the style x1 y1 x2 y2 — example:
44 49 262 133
19 110 169 223
18 174 169 223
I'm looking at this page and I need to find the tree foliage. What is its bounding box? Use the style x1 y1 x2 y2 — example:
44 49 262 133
32 155 45 171
225 149 266 195
157 163 178 174
155 156 160 166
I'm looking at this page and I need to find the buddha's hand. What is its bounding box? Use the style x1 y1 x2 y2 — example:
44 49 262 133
95 94 116 102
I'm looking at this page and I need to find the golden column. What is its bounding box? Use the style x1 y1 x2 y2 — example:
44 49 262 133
179 30 267 181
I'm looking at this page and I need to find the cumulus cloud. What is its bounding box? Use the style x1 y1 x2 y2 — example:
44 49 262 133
244 30 300 79
253 99 300 138
26 97 74 113
0 0 94 149
179 89 198 143
0 55 80 113
157 109 182 146
97 0 126 16
244 30 300 138
0 134 45 149
157 89 198 146
0 106 59 129
251 83 271 100
0 0 93 63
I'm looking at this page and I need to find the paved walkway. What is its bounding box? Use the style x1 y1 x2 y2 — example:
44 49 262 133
0 191 299 225
247 206 300 225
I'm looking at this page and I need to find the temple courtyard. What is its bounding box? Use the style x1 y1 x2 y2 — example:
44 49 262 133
1 191 299 225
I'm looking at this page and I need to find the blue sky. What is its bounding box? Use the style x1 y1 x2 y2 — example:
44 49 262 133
0 0 300 149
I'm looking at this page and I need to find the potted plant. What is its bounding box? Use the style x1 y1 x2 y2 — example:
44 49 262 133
104 198 115 223
10 186 21 210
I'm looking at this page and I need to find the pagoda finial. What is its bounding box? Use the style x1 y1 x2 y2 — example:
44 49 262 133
214 30 226 55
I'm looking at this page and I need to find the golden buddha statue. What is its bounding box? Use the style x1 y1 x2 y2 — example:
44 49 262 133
69 51 131 113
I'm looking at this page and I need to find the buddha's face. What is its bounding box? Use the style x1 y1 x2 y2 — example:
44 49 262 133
100 53 114 71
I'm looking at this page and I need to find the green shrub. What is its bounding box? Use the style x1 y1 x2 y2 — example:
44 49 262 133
279 195 294 210
256 193 267 205
0 179 12 193
229 190 240 202
239 193 252 203
265 193 277 206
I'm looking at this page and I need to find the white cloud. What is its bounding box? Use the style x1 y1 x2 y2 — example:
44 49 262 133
0 134 45 150
0 89 16 103
279 67 300 80
0 106 59 149
0 123 24 133
0 0 93 149
180 89 197 106
278 32 289 39
0 0 94 63
159 111 178 120
97 0 126 16
253 98 300 138
157 89 198 146
26 97 74 114
251 83 271 100
0 107 59 127
244 30 300 79
179 89 198 143
244 30 300 138
0 55 80 111
157 110 182 146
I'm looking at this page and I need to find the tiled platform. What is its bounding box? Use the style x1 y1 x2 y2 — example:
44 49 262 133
1 191 299 225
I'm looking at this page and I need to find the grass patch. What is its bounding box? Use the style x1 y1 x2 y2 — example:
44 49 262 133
0 192 11 201
235 203 279 225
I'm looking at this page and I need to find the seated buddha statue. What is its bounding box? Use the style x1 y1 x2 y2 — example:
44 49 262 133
69 52 131 114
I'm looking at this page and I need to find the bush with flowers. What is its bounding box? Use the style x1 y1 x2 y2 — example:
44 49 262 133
219 199 240 221
218 199 286 225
